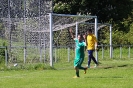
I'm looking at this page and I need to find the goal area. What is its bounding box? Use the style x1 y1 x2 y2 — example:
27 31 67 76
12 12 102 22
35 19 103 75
49 13 98 66
0 0 105 68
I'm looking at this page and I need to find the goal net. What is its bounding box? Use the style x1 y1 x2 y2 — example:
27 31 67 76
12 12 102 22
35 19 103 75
50 13 98 68
0 0 53 66
0 0 98 68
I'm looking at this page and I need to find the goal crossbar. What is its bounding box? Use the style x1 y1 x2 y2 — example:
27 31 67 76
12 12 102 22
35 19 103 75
30 19 91 33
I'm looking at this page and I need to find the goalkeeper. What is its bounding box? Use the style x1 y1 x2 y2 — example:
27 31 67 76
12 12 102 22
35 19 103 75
69 28 87 78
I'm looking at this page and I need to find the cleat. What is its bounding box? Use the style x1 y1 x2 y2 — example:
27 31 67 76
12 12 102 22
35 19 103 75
73 76 79 78
94 64 99 68
86 65 90 68
84 67 88 74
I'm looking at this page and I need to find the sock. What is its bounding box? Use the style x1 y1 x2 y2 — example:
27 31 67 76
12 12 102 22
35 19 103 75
76 71 79 77
88 65 90 68
79 66 85 70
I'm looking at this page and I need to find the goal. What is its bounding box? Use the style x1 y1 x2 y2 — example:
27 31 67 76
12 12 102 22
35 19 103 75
50 13 98 66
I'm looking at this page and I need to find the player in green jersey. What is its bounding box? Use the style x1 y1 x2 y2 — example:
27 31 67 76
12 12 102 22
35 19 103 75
69 28 87 78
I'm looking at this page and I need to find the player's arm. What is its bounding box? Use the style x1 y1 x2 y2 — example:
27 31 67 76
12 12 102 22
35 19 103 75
79 42 86 46
83 34 86 42
94 36 98 49
83 34 87 50
69 28 75 39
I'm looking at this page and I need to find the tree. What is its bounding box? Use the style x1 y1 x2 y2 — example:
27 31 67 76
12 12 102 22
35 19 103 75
53 0 133 45
53 0 133 23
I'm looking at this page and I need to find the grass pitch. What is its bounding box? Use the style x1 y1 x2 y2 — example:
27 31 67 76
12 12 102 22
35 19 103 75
0 59 133 88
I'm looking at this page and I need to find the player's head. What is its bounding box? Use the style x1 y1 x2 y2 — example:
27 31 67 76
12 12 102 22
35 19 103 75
87 29 92 34
78 34 84 42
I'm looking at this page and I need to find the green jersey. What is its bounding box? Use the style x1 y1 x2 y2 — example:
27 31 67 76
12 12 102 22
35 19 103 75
74 39 86 67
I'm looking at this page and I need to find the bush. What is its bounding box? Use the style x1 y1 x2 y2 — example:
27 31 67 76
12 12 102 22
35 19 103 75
0 41 8 69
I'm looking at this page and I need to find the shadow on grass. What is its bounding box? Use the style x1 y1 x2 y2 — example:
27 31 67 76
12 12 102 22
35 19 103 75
98 64 129 69
103 66 114 69
95 65 115 69
117 65 128 67
85 76 123 79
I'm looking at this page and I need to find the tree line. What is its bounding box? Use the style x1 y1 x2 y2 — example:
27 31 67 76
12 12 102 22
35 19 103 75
0 0 133 45
53 0 133 45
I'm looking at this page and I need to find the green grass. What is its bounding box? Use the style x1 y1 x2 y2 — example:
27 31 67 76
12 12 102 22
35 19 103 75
0 59 133 88
0 38 133 87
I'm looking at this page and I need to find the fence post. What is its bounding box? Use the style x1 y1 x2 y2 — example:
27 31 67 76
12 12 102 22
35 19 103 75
68 47 70 62
128 45 130 58
101 44 104 59
112 46 113 58
5 46 8 66
54 48 57 62
120 45 122 58
40 47 42 63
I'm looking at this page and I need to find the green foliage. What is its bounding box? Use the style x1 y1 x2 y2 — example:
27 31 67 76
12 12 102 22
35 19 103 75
99 28 133 45
0 39 8 69
0 63 55 71
125 21 133 44
53 0 133 45
0 49 5 63
111 30 128 45
2 46 133 71
53 2 71 14
53 0 133 22
23 64 55 70
53 29 73 46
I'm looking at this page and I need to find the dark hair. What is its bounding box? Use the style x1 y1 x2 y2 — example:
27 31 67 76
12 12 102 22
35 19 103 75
78 33 84 41
87 29 92 33
79 34 83 39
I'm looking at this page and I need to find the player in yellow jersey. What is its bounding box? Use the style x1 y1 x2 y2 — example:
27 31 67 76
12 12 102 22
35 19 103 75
86 29 98 68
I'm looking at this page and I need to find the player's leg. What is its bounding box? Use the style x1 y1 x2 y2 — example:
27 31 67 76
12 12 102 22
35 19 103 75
92 57 98 64
73 66 80 78
91 51 98 67
75 67 79 77
78 58 88 74
91 50 98 64
73 59 80 78
79 66 88 74
87 50 92 68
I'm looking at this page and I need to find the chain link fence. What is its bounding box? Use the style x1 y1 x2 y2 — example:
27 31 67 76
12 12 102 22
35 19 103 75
0 0 52 66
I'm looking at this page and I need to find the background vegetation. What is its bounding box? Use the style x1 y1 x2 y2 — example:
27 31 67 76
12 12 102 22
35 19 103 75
0 0 133 45
53 0 133 45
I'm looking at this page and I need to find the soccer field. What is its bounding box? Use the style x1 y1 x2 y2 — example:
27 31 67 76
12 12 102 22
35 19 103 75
0 60 133 88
